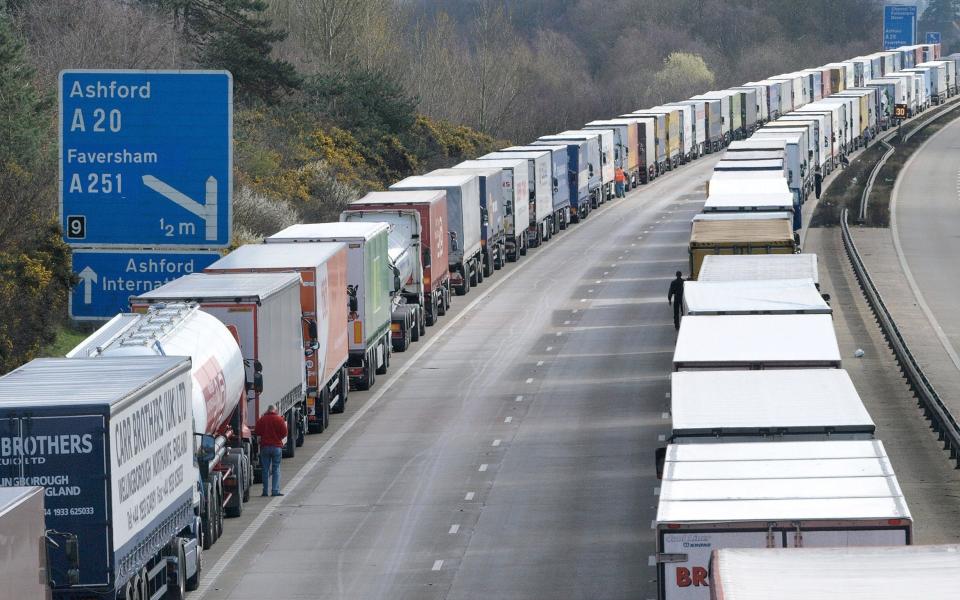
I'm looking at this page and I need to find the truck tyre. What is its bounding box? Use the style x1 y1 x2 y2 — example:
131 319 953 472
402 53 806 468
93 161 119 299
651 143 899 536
376 341 389 375
365 351 376 389
418 310 426 337
462 266 472 293
283 411 296 458
474 260 483 284
483 254 494 277
165 541 188 600
411 312 421 342
426 298 437 326
201 482 215 550
322 393 330 429
340 365 349 407
214 475 224 540
185 544 202 592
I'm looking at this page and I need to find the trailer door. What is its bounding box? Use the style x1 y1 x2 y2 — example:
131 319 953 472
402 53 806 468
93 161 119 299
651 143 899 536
787 527 909 547
659 530 773 599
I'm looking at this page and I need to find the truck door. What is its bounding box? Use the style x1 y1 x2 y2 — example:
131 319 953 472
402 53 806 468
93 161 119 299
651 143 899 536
659 530 775 599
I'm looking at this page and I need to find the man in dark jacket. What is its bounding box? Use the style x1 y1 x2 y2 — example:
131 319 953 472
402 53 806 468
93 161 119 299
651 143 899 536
255 405 288 497
667 271 685 330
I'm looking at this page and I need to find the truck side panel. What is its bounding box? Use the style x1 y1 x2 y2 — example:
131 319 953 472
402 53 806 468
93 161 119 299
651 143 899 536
320 247 349 385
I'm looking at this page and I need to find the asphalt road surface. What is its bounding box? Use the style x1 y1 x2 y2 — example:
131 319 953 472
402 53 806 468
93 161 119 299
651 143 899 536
892 115 960 373
194 157 719 600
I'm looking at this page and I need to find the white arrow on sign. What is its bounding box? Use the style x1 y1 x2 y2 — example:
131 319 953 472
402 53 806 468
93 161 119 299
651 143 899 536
142 175 218 241
78 266 97 305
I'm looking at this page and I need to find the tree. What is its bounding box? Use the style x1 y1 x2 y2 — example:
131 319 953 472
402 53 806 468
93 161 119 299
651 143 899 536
652 52 716 103
147 0 300 101
919 0 960 53
304 68 417 138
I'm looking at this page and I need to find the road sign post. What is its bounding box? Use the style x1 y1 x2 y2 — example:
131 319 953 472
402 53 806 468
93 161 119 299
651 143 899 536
884 5 917 50
69 250 221 320
59 70 233 248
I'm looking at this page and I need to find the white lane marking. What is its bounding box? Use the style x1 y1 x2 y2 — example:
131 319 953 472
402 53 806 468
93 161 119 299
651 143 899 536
492 439 502 447
505 416 513 423
563 320 570 325
603 271 609 275
595 280 602 284
572 309 578 313
665 392 670 398
433 560 444 571
650 520 657 530
193 227 555 597
515 395 524 402
580 298 587 302
545 346 553 351
465 492 475 501
449 524 460 534
536 360 544 366
556 332 563 336
479 464 488 472
661 412 670 419
617 256 623 260
631 243 636 247
654 487 660 496
525 377 534 384
611 263 618 267
657 434 666 442
588 289 594 293
648 555 657 567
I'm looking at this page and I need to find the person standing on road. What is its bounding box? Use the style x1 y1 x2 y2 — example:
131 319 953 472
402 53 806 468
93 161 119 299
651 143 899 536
614 166 626 198
667 271 685 331
256 405 288 497
814 164 823 199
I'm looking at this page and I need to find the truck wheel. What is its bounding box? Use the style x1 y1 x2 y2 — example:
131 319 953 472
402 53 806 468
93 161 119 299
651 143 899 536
295 409 306 447
165 541 187 600
366 352 376 388
462 266 472 293
426 298 437 325
418 310 426 337
201 482 214 550
322 393 330 429
483 254 493 277
340 365 350 407
308 391 325 434
411 312 421 342
475 260 484 283
376 341 389 375
241 453 251 502
283 411 296 458
214 475 224 540
185 544 202 591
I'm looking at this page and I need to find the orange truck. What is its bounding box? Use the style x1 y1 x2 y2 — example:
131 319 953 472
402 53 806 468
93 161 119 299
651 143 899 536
205 243 350 430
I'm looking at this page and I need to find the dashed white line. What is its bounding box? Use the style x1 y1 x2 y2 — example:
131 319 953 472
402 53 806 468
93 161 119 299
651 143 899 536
595 280 602 284
617 256 623 260
650 520 657 530
657 434 666 442
661 412 670 419
449 524 460 534
505 416 513 423
492 439 502 447
631 243 636 247
654 487 661 496
545 346 553 352
603 271 609 275
465 492 475 501
525 377 534 384
572 309 578 313
536 360 544 366
588 289 594 293
648 555 657 567
478 464 488 472
580 298 587 302
432 560 444 571
556 332 563 337
563 320 571 325
515 395 524 402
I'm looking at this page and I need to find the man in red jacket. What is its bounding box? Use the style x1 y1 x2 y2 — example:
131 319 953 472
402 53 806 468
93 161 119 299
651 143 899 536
256 405 288 497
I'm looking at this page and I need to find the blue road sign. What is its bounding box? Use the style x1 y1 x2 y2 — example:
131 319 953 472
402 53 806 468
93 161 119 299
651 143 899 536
884 5 917 50
60 70 232 248
70 249 221 320
926 32 942 44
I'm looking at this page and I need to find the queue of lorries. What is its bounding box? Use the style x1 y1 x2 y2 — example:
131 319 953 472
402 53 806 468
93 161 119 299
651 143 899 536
0 42 957 600
654 42 960 600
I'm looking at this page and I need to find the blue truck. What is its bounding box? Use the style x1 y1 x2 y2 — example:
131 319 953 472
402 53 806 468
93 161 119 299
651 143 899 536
501 145 572 232
0 356 202 599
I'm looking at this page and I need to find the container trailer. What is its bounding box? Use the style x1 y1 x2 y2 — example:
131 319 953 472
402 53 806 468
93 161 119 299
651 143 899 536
667 369 873 444
390 173 484 293
688 216 797 279
585 119 642 187
751 129 808 200
504 144 589 223
682 279 829 316
556 129 614 203
697 253 819 287
688 95 724 151
720 150 784 162
655 440 911 600
132 273 309 451
264 224 391 391
0 487 50 600
659 103 697 161
342 190 452 322
672 314 841 369
430 166 506 277
731 85 766 125
454 159 531 259
0 357 203 600
536 133 603 209
709 545 960 600
484 149 556 240
667 100 708 157
622 113 667 175
713 159 785 175
205 243 350 425
779 113 831 172
632 109 681 168
69 303 254 548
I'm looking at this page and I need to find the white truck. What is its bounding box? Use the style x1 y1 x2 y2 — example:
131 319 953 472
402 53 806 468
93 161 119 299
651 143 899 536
697 254 819 288
682 280 830 315
655 440 912 600
454 158 530 261
673 314 841 370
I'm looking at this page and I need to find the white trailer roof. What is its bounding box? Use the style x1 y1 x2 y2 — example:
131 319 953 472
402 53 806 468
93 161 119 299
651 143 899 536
268 221 389 243
711 545 960 600
714 159 784 170
692 212 791 222
670 369 872 437
207 242 344 270
134 272 301 301
657 440 910 524
728 139 787 151
703 191 794 212
352 190 446 206
673 314 841 369
683 279 829 315
698 254 819 285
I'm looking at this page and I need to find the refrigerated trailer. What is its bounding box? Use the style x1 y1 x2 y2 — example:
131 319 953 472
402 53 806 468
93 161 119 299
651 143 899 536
697 253 819 287
709 545 960 600
668 369 873 444
484 149 555 241
498 146 571 232
205 242 350 424
585 119 642 187
265 223 392 391
0 357 203 600
672 314 841 369
655 440 911 600
342 189 452 325
682 279 830 315
390 173 483 294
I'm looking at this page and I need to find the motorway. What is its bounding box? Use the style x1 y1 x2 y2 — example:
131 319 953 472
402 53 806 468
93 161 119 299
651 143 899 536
195 157 721 600
891 115 960 377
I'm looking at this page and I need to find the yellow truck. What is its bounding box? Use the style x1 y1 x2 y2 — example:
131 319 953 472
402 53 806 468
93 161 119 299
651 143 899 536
689 215 797 278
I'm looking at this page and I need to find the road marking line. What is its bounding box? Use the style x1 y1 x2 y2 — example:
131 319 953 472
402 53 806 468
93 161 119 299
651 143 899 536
515 395 523 402
603 271 609 275
654 487 660 496
648 555 657 566
588 289 594 293
617 256 623 260
631 243 636 247
449 524 460 534
595 280 602 284
537 360 544 366
465 492 475 501
433 560 444 571
556 332 563 336
650 520 656 530
545 346 552 351
193 234 557 597
563 320 570 325
661 412 670 419
580 298 587 302
479 464 488 472
572 309 578 313
492 439 501 447
658 434 666 442
505 416 513 423
525 377 534 383
665 392 670 398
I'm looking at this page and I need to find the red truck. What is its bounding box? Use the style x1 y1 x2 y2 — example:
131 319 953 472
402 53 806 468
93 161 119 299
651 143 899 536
341 190 452 327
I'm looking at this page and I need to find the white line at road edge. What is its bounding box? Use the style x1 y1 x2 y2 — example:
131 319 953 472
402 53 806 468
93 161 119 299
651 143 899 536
195 153 715 597
890 113 960 374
